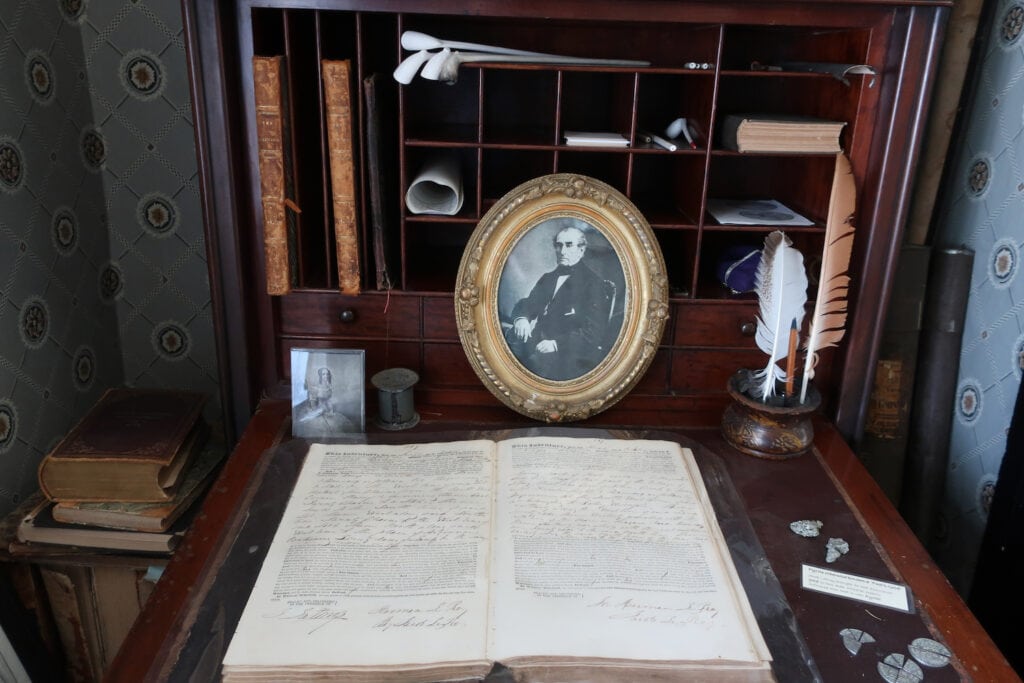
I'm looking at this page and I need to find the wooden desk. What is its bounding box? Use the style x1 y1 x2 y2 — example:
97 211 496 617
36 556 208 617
105 400 1016 682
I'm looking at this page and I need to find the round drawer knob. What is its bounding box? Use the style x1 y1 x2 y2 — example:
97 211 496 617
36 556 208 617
740 321 756 337
339 309 356 323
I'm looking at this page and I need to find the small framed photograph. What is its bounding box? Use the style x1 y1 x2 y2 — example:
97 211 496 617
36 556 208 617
455 173 669 422
290 348 365 437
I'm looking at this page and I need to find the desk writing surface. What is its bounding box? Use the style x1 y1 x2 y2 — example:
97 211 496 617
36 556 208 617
105 400 1016 682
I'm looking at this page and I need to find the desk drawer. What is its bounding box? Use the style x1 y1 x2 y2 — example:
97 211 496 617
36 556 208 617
672 302 759 348
279 291 421 338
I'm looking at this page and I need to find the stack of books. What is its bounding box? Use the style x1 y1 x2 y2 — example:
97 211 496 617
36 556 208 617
17 388 221 554
720 113 846 153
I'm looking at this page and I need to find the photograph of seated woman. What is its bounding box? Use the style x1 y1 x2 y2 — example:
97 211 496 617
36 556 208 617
501 220 624 381
291 359 361 437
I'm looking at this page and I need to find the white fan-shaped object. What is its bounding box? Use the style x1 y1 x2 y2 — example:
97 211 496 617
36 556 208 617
401 30 561 57
419 48 453 80
392 49 432 84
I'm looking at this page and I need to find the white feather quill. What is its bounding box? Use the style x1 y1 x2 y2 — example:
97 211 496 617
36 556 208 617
751 230 808 401
800 154 856 403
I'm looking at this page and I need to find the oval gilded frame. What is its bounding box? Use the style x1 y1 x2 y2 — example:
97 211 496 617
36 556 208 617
455 173 669 422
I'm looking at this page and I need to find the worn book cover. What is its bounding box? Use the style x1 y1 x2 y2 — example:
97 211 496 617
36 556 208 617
53 440 224 532
253 55 297 295
16 494 188 554
38 388 207 503
322 59 361 295
363 72 398 290
721 113 845 153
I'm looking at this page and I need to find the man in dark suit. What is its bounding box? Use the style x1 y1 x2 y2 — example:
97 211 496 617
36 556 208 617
507 225 609 380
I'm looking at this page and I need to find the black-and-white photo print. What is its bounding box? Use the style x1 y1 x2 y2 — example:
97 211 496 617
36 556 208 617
498 217 626 381
290 348 365 438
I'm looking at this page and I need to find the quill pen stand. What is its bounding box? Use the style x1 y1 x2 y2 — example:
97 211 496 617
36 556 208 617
721 369 821 459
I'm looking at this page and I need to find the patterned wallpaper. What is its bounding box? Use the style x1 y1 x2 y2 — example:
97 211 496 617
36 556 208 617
930 0 1024 595
0 0 220 519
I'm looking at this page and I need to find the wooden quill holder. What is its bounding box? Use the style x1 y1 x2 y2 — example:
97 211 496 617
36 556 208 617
721 369 821 459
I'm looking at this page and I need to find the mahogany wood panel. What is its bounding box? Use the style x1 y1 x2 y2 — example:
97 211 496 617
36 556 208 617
669 348 765 392
812 423 1019 682
422 342 481 386
422 295 459 340
105 400 291 683
672 302 758 348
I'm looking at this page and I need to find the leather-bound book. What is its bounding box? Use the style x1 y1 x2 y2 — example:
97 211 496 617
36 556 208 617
52 440 224 532
363 72 398 290
16 494 189 554
253 55 296 295
322 59 361 295
38 388 208 503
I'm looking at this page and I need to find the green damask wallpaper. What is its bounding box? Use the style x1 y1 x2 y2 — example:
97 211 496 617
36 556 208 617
0 0 220 518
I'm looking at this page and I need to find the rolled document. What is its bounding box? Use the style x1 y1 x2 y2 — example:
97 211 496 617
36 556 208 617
405 155 464 215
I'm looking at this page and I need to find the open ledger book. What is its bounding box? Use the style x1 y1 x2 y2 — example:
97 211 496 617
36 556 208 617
221 437 773 682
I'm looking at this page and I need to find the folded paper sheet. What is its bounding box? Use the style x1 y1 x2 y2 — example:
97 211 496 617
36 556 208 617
405 155 464 215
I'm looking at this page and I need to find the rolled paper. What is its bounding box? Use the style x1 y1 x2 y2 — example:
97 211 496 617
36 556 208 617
405 154 464 215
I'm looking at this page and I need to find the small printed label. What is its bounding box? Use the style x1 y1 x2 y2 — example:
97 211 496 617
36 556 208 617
801 564 912 613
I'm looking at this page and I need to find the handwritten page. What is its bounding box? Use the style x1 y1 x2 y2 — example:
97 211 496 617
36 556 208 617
488 437 770 666
222 441 496 671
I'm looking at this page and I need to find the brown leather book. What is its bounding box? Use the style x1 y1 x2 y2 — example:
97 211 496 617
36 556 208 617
37 388 208 503
17 494 187 554
322 59 361 295
253 55 296 295
363 72 398 290
52 439 224 532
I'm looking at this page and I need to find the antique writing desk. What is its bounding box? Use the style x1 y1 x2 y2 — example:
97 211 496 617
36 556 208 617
105 400 1016 682
155 0 1017 679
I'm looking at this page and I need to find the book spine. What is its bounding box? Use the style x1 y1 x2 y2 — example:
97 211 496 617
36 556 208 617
363 73 395 290
322 59 361 295
858 244 931 505
253 56 293 296
720 115 743 152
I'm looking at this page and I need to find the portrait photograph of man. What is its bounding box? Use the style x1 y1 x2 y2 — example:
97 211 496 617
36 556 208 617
290 348 365 437
498 217 626 381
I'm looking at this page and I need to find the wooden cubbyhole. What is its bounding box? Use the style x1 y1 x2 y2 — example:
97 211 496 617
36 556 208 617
403 146 479 220
695 228 826 301
714 75 862 144
559 70 636 142
403 221 474 293
635 72 714 151
481 68 558 145
719 24 873 72
481 150 556 201
555 151 629 191
630 154 705 228
706 154 838 227
403 74 480 143
653 229 698 299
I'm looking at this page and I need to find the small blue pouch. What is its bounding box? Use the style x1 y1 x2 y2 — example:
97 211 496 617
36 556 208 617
716 246 761 293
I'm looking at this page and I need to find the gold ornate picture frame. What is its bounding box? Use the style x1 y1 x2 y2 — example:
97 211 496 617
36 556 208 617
455 174 669 422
